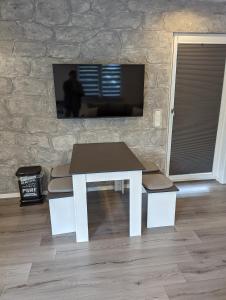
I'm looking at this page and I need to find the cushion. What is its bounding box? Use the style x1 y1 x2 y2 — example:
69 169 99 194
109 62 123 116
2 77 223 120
142 161 159 173
51 164 71 178
142 174 173 191
48 177 73 193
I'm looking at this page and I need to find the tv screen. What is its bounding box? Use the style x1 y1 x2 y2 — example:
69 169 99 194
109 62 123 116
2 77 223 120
52 64 145 118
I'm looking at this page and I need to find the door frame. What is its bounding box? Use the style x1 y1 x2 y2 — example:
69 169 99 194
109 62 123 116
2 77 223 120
166 33 226 183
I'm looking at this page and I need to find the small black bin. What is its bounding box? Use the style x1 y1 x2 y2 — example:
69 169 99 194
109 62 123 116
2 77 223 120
16 166 43 206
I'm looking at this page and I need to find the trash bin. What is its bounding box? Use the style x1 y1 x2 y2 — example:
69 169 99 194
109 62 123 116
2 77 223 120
16 166 44 206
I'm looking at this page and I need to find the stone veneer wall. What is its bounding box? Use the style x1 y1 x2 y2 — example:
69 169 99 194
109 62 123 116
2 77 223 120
1 0 226 193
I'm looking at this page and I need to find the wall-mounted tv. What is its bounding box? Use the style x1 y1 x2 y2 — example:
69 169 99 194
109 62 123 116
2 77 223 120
52 64 145 118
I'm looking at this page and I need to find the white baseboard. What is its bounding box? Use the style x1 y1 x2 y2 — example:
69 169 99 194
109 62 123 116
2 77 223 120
169 172 214 182
0 192 20 199
0 184 117 200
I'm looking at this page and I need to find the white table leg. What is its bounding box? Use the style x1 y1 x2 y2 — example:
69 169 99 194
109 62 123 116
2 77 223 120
129 171 142 236
72 174 89 242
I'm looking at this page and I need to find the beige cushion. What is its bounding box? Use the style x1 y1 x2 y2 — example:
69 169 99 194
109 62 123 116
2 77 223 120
142 161 159 173
51 164 70 178
48 177 73 193
142 174 173 190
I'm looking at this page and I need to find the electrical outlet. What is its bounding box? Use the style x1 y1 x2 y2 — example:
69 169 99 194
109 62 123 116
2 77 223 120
154 109 162 128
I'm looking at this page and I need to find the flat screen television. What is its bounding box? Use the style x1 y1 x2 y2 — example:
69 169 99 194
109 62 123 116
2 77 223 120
52 64 145 118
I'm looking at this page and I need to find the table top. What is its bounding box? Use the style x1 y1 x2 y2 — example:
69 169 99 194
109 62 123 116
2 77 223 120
70 142 145 174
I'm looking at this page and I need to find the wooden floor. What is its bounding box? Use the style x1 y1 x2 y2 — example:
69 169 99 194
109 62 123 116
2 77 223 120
1 180 226 299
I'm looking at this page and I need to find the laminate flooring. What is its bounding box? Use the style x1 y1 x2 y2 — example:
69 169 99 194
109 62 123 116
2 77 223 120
0 180 226 299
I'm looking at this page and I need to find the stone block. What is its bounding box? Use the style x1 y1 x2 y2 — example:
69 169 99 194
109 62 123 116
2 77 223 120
0 176 18 194
150 128 167 146
26 117 59 134
147 47 172 64
78 130 119 143
52 135 77 151
145 64 171 88
0 117 24 131
122 30 172 49
14 42 46 57
0 131 17 146
0 77 13 94
128 0 152 12
16 134 50 149
47 43 80 59
0 145 34 166
121 29 158 49
0 57 31 77
70 0 90 13
36 0 70 26
30 58 53 79
0 21 23 40
156 66 171 88
119 129 162 147
93 0 127 15
23 22 53 41
128 0 185 12
6 94 49 116
143 11 165 30
0 165 17 177
163 11 208 32
120 48 148 64
0 41 14 55
131 145 166 171
145 87 170 109
13 78 48 96
55 26 98 43
144 67 156 89
107 12 142 29
71 12 105 29
0 0 34 21
32 148 68 167
81 31 121 59
83 118 124 130
57 119 84 134
207 14 226 32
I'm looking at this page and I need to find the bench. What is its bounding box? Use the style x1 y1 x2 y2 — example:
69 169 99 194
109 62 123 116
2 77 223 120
48 177 75 235
142 173 178 228
51 163 71 178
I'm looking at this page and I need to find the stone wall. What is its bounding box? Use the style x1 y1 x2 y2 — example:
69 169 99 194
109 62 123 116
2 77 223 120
1 0 226 193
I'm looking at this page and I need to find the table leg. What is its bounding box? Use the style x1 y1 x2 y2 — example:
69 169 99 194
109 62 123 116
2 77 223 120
129 171 142 236
72 174 89 242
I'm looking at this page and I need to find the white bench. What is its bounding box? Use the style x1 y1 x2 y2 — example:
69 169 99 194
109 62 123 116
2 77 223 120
142 173 178 228
48 177 75 235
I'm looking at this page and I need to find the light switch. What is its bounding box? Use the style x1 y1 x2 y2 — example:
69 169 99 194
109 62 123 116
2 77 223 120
154 109 162 128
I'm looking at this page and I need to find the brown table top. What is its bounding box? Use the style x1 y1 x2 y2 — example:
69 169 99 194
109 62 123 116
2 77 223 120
70 142 145 174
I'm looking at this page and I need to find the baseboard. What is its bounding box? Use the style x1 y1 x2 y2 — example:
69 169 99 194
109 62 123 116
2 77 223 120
169 172 214 182
0 192 20 199
0 184 117 200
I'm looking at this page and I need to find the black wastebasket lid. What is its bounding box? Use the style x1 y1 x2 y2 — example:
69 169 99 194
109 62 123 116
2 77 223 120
16 166 42 176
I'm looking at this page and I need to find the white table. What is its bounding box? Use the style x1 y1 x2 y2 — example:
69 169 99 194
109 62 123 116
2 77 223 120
70 142 144 242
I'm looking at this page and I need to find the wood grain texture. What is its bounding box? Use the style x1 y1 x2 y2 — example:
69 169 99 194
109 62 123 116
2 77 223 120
1 180 226 299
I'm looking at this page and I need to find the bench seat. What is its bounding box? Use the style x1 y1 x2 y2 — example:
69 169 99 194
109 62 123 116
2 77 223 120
48 178 75 236
51 164 71 178
48 177 73 193
143 173 178 229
